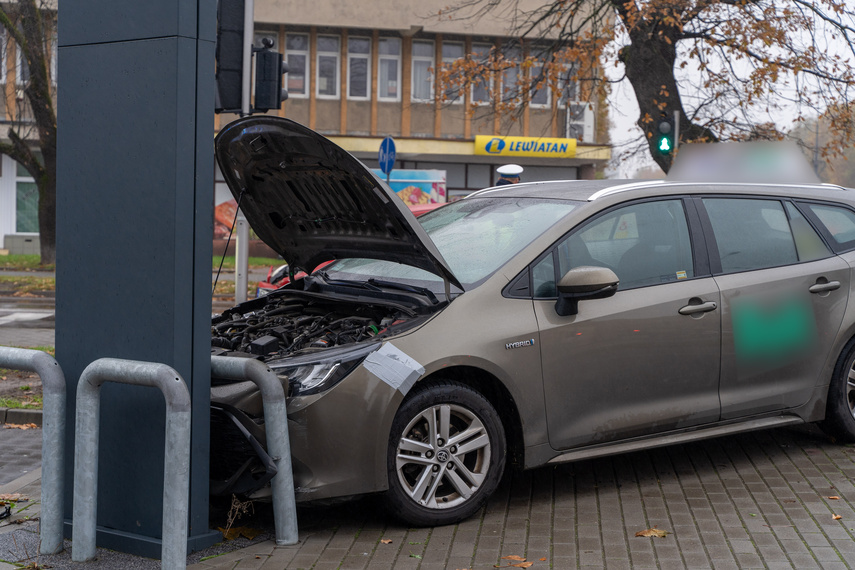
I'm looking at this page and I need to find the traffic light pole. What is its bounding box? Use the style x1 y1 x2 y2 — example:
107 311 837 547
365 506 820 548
673 110 680 153
235 0 253 302
240 0 253 116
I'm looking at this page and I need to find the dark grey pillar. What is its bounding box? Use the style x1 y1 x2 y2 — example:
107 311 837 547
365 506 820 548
56 1 219 557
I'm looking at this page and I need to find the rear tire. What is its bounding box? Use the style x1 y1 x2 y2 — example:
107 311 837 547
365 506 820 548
383 380 506 526
820 342 855 442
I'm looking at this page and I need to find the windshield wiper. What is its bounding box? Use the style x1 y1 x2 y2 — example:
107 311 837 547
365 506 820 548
367 279 439 304
316 271 382 291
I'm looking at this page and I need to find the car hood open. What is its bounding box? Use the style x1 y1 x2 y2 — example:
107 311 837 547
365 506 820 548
215 117 462 291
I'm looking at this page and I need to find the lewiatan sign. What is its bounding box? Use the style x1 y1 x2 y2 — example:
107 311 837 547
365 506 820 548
474 135 577 158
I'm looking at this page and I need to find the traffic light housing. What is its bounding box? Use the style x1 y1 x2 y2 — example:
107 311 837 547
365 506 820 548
215 0 245 113
655 116 675 155
254 42 289 112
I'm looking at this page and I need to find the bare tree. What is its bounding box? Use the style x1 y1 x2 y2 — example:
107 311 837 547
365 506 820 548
0 0 56 264
436 0 855 173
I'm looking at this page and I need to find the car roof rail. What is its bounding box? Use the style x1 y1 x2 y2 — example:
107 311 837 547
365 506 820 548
587 180 666 201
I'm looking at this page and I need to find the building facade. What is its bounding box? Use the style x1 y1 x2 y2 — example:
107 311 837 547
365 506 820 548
215 0 611 200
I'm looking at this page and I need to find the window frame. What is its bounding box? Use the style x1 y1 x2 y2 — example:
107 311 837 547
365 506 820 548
505 196 708 299
794 199 855 254
528 61 551 109
0 29 6 84
15 39 29 86
347 36 371 101
284 33 310 99
315 34 340 100
440 41 465 104
694 195 834 276
410 39 435 103
469 42 493 106
377 37 402 102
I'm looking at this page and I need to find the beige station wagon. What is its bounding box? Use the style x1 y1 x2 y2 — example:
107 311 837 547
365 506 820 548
210 117 855 526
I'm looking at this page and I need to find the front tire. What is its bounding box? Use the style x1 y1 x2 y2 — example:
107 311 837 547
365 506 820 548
383 380 506 526
820 342 855 442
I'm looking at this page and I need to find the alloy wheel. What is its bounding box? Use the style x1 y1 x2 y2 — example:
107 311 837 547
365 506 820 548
395 403 492 509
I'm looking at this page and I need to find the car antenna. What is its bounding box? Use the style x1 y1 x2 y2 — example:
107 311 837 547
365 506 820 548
213 188 247 296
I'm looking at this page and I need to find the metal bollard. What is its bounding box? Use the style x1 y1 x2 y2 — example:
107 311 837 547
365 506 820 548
0 346 66 555
210 356 298 545
71 358 191 568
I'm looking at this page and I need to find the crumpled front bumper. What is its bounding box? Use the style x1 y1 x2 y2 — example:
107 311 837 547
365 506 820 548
209 365 404 502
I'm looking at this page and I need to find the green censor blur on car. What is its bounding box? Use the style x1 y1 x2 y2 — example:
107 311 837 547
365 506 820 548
209 116 855 527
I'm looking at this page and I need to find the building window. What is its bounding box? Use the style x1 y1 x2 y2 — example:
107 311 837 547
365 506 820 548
529 62 550 108
411 40 434 102
316 35 340 99
347 36 371 100
285 34 309 98
441 41 464 104
470 43 493 105
500 46 521 104
16 42 29 86
0 30 6 84
378 37 401 101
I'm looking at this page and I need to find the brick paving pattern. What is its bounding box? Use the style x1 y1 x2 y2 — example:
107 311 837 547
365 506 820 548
189 425 855 569
0 427 41 486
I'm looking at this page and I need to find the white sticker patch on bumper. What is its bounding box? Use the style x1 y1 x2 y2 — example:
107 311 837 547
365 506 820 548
363 342 425 395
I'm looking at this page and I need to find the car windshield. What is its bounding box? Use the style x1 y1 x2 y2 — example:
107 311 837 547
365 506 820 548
321 197 580 292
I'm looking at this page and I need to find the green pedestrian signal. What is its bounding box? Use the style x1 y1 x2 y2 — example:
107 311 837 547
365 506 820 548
655 117 675 156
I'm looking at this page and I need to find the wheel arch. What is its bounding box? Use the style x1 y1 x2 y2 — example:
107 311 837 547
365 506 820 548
411 365 525 470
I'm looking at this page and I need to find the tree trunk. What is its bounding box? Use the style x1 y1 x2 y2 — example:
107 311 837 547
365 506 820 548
614 2 718 173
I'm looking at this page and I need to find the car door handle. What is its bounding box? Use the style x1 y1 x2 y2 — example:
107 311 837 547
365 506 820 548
678 301 717 315
809 281 840 294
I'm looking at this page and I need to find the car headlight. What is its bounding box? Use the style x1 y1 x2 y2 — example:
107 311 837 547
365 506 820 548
271 343 381 397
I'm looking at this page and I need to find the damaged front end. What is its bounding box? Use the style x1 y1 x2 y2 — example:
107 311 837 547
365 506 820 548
209 276 439 500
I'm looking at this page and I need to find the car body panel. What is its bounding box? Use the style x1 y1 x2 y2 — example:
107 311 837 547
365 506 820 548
716 256 851 418
537 278 722 449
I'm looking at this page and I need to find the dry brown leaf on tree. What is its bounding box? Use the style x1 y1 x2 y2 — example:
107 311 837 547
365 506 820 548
636 527 670 538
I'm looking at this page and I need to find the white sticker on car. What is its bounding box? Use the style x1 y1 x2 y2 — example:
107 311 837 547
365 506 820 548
363 342 425 394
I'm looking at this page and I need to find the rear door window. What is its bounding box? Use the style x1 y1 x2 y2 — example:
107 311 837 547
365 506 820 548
702 198 800 273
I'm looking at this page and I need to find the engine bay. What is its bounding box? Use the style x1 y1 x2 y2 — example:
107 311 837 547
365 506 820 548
211 285 433 360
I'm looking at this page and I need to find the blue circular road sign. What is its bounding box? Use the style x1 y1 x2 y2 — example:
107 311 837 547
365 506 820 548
379 136 396 175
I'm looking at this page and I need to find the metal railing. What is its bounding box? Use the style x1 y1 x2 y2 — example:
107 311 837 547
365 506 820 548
210 355 298 545
0 346 66 555
71 358 191 568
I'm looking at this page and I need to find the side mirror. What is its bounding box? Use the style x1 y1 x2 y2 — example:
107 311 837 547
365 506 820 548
555 266 619 316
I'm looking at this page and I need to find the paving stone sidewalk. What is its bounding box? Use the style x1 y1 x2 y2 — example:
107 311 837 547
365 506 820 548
186 424 855 570
1 425 853 569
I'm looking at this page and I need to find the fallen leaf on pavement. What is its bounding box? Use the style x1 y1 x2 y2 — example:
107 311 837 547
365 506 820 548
3 423 38 430
512 563 534 568
502 556 526 561
539 558 547 561
833 514 842 520
380 539 393 544
635 527 670 538
0 494 28 502
828 496 840 500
